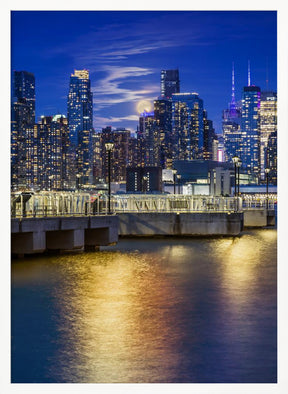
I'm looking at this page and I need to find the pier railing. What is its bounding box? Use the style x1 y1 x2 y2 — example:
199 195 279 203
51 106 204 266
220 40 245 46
11 191 276 219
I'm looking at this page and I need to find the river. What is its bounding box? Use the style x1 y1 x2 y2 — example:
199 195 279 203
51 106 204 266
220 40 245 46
11 228 277 383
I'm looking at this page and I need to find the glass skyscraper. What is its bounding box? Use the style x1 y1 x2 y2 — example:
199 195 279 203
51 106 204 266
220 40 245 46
161 69 180 98
67 69 93 186
240 85 261 181
259 91 277 180
11 71 36 190
172 93 204 161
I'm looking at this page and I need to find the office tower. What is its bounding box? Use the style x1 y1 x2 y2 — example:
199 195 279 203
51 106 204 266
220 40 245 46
67 69 93 187
52 114 72 189
100 127 131 183
37 115 73 190
171 93 204 161
223 63 242 163
11 71 36 190
13 71 35 124
153 98 173 168
259 91 277 180
266 130 277 185
92 131 102 182
241 85 261 181
128 136 138 168
161 69 180 98
203 110 217 160
137 111 157 167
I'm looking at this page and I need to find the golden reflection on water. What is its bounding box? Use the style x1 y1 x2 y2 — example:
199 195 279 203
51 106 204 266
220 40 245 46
212 230 277 348
52 251 182 383
12 229 277 383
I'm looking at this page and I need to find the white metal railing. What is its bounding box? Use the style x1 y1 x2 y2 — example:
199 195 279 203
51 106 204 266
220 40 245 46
11 191 277 219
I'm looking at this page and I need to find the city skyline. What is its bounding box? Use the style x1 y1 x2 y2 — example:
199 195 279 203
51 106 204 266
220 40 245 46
11 10 277 134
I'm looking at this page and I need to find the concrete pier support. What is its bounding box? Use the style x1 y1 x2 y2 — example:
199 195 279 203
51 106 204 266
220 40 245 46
243 209 276 227
11 231 46 255
118 212 243 237
46 229 85 250
11 216 118 255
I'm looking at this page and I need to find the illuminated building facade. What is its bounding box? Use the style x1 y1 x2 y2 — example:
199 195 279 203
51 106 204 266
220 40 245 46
11 71 36 190
37 115 72 190
126 166 162 193
203 110 218 160
137 111 157 167
240 85 261 181
13 71 35 123
153 98 173 168
161 69 180 98
100 127 132 183
223 63 242 164
67 69 93 186
266 130 277 185
171 93 204 161
259 91 277 180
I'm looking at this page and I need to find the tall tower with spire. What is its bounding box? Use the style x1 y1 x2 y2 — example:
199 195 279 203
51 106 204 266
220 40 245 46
240 61 261 181
222 63 242 163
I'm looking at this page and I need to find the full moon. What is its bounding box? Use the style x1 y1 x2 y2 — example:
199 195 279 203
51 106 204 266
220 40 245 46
137 100 153 114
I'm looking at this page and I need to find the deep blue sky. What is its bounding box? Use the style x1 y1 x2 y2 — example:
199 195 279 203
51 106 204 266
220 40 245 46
11 10 277 134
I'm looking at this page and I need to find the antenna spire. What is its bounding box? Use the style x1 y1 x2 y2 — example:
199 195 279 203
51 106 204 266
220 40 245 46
231 62 236 105
230 62 236 114
248 60 251 86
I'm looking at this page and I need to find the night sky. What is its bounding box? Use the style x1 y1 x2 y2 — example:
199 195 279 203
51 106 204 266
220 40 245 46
11 10 277 134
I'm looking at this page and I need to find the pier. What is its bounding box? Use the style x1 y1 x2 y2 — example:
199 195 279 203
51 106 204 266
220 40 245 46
11 191 276 255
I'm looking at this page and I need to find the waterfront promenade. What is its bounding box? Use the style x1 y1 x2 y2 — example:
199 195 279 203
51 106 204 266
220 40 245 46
11 191 276 255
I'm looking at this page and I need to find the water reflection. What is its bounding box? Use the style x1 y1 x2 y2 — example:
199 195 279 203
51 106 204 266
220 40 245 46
11 230 277 383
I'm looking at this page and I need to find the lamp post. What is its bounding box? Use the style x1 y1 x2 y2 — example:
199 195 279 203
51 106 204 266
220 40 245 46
232 156 239 196
265 168 270 209
76 174 81 191
177 174 181 194
105 142 114 214
236 160 242 196
142 176 148 194
48 175 54 191
172 169 177 194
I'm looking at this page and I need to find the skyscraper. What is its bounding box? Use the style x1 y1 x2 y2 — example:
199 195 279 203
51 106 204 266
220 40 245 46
241 85 261 181
266 130 277 185
11 71 36 190
138 111 157 167
36 114 74 190
161 69 180 98
259 91 277 180
203 110 217 161
153 98 173 168
67 69 93 187
100 127 131 183
172 92 204 161
13 71 35 124
223 63 242 163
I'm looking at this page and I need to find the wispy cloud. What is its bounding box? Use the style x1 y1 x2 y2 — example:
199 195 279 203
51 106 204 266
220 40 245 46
95 114 139 124
92 65 158 110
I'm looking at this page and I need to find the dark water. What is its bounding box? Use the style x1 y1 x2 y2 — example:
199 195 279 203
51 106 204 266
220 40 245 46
11 229 277 383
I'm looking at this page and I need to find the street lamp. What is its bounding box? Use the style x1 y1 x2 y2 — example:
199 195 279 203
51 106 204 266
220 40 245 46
236 159 242 196
105 142 114 214
172 169 177 194
48 175 54 191
177 174 181 194
76 174 81 191
142 176 148 193
265 168 270 209
232 156 240 196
